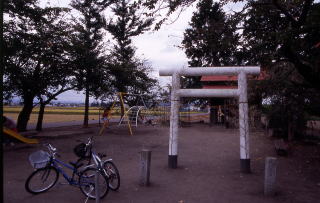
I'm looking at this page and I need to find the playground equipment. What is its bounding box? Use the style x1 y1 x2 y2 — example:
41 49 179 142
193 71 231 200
3 127 39 144
98 92 132 136
119 106 154 127
99 92 155 136
159 66 260 173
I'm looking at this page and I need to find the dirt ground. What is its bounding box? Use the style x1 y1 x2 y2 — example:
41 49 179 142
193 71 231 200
3 123 320 203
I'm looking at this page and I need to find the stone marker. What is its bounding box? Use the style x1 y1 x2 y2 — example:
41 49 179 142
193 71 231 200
140 149 151 186
264 157 277 196
95 170 100 203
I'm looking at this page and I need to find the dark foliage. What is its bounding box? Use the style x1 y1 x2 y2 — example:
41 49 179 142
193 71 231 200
243 0 320 139
106 0 156 106
181 0 242 89
4 0 73 131
142 0 320 139
70 0 114 127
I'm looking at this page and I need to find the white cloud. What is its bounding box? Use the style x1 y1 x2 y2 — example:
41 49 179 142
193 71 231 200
56 90 84 103
47 0 195 102
133 4 196 75
28 1 243 102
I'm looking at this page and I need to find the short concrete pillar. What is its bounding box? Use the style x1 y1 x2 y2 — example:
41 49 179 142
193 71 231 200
95 170 100 203
140 149 152 186
264 157 277 196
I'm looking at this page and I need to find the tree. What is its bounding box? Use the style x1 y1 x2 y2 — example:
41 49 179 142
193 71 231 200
70 0 114 127
183 1 240 67
180 0 242 124
270 0 320 90
34 13 76 131
141 0 320 89
242 0 320 139
142 0 320 139
4 0 74 131
139 0 196 30
35 85 74 131
106 0 156 114
181 0 241 89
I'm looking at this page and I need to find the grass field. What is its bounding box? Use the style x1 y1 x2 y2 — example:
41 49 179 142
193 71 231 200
3 113 101 124
3 106 161 124
3 106 104 124
3 106 169 115
3 106 204 125
3 106 102 115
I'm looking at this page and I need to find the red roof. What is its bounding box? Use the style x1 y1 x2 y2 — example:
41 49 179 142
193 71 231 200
201 71 267 82
201 75 237 81
202 85 238 89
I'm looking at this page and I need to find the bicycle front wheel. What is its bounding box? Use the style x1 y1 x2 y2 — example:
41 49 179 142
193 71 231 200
25 167 59 194
103 161 120 191
79 168 109 199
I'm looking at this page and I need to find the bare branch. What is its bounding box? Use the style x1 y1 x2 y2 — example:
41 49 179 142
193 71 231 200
272 0 298 26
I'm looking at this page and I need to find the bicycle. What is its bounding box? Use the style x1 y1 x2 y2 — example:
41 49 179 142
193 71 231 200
74 136 120 191
25 143 109 200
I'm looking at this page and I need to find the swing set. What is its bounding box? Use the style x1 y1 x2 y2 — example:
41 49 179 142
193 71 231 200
98 92 154 136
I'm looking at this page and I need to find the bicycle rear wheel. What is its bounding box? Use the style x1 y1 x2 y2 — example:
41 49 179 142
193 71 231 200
103 161 120 191
25 167 59 194
79 168 109 199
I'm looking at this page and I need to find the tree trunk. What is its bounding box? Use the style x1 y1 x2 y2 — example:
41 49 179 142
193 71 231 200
35 87 74 131
36 102 46 131
83 87 89 127
17 96 34 132
288 120 294 142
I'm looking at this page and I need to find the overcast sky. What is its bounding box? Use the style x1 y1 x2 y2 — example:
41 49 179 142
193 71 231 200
54 1 197 103
41 0 243 103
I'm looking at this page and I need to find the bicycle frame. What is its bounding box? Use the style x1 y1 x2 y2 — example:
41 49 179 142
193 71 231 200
84 137 112 164
78 149 115 186
86 150 112 171
26 142 108 200
51 158 79 185
79 137 118 182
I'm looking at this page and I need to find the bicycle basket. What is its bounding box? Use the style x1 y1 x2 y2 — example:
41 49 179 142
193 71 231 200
73 143 88 158
29 150 50 169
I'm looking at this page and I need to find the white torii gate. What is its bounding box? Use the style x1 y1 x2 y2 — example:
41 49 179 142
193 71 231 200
159 66 260 173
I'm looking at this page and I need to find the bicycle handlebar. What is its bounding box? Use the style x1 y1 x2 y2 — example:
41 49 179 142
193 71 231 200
43 143 59 157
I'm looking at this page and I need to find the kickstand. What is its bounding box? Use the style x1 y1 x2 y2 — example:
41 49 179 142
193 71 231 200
84 196 90 203
84 185 94 203
84 197 89 203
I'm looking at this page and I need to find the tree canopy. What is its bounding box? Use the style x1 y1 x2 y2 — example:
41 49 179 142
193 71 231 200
141 0 320 139
242 1 320 139
106 0 156 105
4 0 73 131
3 0 160 131
5 0 319 137
69 0 114 127
182 1 240 67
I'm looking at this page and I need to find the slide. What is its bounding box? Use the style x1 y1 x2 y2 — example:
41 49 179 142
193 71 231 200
3 127 39 144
